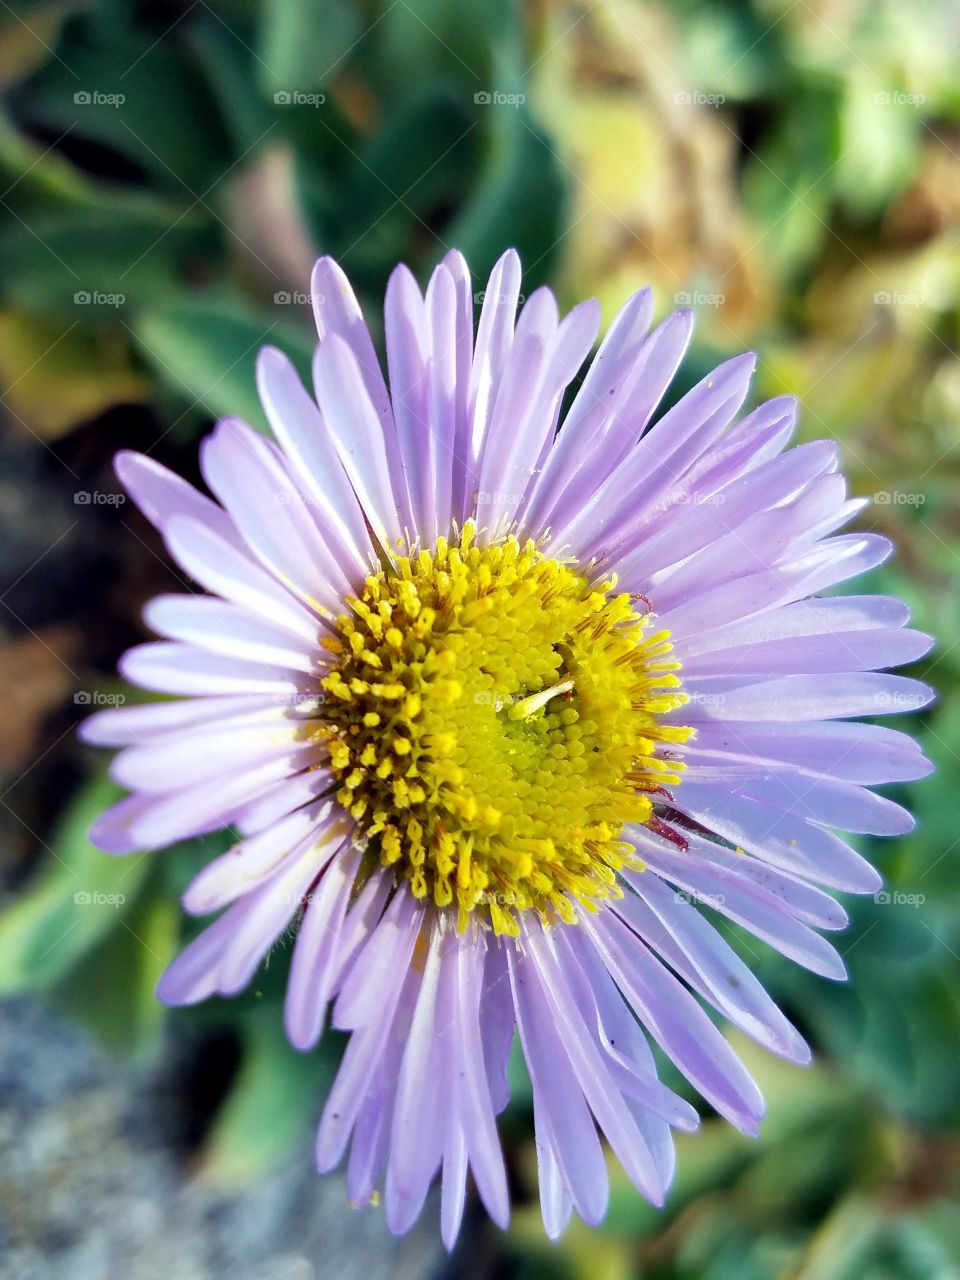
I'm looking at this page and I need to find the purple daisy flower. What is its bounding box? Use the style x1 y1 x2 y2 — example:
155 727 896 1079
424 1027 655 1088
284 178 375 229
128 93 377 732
82 249 933 1245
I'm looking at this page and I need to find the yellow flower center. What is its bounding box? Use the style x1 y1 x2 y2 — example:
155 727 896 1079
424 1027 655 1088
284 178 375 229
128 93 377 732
317 524 691 935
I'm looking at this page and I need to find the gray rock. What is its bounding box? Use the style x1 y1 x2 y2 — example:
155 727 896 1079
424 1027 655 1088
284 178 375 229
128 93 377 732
0 999 447 1280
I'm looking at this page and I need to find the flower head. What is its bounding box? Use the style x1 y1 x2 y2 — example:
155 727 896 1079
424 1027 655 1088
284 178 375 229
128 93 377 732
83 250 933 1245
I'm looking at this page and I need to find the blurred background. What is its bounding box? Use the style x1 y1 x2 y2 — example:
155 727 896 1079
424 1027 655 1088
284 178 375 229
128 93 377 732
0 0 958 1276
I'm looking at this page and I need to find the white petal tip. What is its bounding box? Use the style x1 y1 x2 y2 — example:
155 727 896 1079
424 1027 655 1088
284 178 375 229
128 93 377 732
155 972 201 1007
787 1037 813 1066
112 448 149 488
284 1010 321 1053
88 815 138 856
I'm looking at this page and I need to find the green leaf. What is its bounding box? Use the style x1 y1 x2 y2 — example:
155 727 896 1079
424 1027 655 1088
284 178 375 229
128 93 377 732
742 78 844 281
505 1030 533 1111
836 76 921 220
0 200 218 310
200 1004 342 1185
0 769 154 994
328 86 477 287
447 102 567 291
52 887 179 1058
187 17 274 154
378 0 512 95
791 1195 890 1280
258 0 361 98
14 15 234 191
669 0 790 99
131 294 315 431
0 109 93 210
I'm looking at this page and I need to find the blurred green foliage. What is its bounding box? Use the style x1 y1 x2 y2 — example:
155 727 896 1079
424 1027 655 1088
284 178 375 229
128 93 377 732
1 0 959 1275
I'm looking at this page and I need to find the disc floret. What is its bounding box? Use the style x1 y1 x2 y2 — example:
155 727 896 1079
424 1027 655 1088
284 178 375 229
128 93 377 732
317 524 691 935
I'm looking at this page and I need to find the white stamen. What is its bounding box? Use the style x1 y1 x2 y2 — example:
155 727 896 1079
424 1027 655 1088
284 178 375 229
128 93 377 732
508 679 574 721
